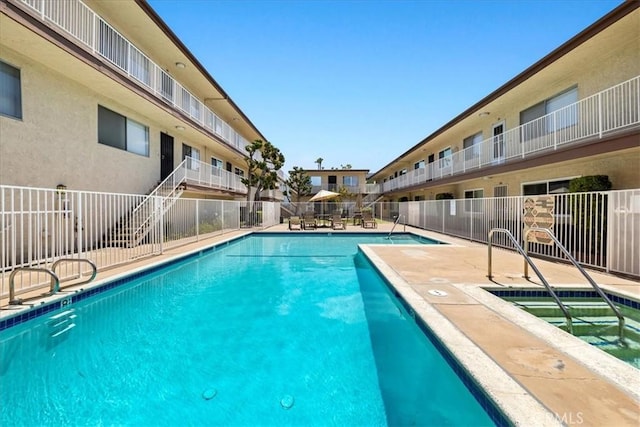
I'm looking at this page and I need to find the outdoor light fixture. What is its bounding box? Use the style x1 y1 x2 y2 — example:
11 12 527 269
175 125 185 131
478 111 490 117
175 62 186 69
56 184 67 195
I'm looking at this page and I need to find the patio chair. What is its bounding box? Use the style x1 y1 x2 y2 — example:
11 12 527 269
361 211 377 229
302 212 317 230
331 214 346 230
289 216 302 230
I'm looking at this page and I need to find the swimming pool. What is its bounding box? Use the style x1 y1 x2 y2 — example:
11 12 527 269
0 233 504 425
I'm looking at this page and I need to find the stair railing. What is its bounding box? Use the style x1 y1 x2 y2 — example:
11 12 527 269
127 159 187 246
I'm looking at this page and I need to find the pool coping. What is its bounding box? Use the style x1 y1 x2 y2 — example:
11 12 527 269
359 245 562 427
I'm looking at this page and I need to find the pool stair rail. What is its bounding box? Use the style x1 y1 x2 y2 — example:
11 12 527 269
386 214 405 239
47 309 77 339
489 227 626 342
488 228 574 335
8 258 97 305
524 227 625 343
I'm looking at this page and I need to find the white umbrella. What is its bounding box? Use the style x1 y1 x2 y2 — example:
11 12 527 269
309 190 340 202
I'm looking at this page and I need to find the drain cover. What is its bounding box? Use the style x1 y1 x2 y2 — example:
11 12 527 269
428 289 448 297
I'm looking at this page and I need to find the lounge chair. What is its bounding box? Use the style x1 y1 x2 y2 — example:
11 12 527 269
289 216 302 230
302 212 317 230
361 211 377 229
331 214 346 230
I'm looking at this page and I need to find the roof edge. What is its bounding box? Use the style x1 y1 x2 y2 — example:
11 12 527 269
370 0 638 177
135 0 268 143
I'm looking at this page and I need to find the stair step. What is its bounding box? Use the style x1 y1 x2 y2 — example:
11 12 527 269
50 323 76 338
48 309 75 321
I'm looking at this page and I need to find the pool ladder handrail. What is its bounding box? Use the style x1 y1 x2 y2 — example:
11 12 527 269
524 227 625 342
386 214 405 239
488 228 573 335
8 258 97 305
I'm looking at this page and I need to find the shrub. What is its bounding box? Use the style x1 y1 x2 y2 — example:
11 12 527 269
435 192 454 200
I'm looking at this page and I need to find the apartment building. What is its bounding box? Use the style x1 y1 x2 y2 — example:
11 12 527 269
369 1 639 202
0 0 271 200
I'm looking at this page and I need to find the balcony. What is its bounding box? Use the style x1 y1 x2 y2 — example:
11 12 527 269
183 156 247 194
381 76 640 194
18 0 251 153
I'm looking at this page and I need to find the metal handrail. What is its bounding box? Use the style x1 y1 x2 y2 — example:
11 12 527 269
488 228 573 334
386 214 405 239
9 267 60 305
51 258 98 286
525 227 625 341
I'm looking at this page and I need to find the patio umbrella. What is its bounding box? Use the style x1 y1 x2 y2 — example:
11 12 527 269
309 190 340 202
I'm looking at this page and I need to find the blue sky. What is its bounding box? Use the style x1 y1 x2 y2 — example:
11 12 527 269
148 0 621 174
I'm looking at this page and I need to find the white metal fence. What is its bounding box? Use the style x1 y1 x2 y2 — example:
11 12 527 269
0 185 279 300
282 190 639 278
396 190 639 277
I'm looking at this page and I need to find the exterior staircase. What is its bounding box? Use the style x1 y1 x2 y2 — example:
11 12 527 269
109 159 187 248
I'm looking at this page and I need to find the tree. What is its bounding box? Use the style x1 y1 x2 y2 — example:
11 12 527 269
315 157 323 170
340 164 352 169
285 167 312 214
242 140 285 223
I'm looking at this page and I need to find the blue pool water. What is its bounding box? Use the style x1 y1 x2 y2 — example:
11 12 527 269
0 233 499 426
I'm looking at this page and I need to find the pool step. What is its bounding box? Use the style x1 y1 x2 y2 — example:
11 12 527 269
515 300 621 318
48 309 77 339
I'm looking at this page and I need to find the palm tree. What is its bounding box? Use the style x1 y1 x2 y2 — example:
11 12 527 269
315 157 323 170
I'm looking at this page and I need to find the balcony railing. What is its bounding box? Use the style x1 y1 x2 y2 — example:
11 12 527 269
19 0 251 154
381 76 640 193
183 156 247 194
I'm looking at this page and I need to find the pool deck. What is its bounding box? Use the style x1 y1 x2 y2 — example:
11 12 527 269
2 223 639 426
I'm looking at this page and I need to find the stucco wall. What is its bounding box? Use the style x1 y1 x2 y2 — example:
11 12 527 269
0 49 161 194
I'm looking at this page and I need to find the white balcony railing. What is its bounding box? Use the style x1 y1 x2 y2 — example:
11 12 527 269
381 76 640 193
183 156 247 194
19 0 252 154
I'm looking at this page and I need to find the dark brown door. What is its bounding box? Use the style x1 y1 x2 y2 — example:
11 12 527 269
160 132 174 180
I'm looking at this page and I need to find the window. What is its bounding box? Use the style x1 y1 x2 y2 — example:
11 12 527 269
414 160 425 169
399 169 407 176
211 157 223 169
0 61 22 119
520 87 578 137
310 176 321 187
522 179 571 196
464 189 484 212
439 147 452 169
234 167 244 177
342 176 359 186
98 106 149 156
493 185 508 197
463 132 482 160
182 143 200 169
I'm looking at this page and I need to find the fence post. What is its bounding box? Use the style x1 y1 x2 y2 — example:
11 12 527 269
77 194 83 256
598 92 603 138
196 199 200 241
